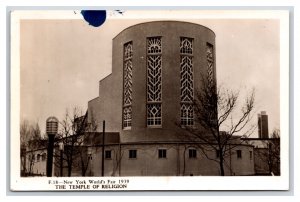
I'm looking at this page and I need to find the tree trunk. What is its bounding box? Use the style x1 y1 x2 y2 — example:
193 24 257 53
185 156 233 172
29 158 34 175
67 145 74 177
68 166 72 177
219 155 225 176
68 157 73 177
81 162 86 177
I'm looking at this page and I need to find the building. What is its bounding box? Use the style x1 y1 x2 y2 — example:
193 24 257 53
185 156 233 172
85 21 255 176
20 140 47 176
242 137 280 175
21 21 259 177
242 112 280 175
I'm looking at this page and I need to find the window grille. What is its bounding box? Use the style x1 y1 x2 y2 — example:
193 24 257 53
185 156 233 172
124 42 133 59
180 37 193 54
180 104 193 126
147 37 162 54
123 106 132 128
180 37 194 126
147 37 162 126
180 56 194 102
123 42 133 129
206 43 214 88
123 60 133 106
147 104 162 126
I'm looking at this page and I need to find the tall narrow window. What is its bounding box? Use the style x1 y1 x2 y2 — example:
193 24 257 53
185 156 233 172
206 43 214 88
180 37 194 126
123 42 133 129
147 37 162 127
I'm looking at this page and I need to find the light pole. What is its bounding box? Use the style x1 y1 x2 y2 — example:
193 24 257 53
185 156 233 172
59 141 64 177
46 116 58 177
101 120 105 177
87 147 92 176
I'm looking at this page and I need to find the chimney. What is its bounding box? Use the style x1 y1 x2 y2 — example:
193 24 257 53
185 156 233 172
258 111 269 139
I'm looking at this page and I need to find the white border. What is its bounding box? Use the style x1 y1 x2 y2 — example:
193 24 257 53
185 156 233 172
10 9 289 191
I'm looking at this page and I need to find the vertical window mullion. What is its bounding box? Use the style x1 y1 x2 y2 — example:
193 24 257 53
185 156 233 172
123 42 133 129
147 37 162 127
180 37 194 126
206 43 214 88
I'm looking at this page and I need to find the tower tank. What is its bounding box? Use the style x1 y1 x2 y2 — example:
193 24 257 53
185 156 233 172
99 21 216 143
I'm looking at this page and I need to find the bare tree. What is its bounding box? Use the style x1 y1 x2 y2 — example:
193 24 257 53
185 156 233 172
20 120 44 176
20 120 30 149
254 129 280 175
112 148 124 176
268 129 280 175
179 77 256 176
55 107 97 177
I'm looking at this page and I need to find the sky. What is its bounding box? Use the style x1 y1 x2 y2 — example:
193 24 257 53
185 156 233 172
19 10 281 137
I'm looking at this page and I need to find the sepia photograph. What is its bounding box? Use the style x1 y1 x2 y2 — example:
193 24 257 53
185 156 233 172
10 10 289 191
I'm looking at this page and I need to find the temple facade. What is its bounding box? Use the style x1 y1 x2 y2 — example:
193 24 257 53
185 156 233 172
85 21 255 176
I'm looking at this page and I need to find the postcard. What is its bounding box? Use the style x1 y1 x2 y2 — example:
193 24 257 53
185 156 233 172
10 9 289 191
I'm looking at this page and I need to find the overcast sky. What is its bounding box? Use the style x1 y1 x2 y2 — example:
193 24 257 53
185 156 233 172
19 11 280 137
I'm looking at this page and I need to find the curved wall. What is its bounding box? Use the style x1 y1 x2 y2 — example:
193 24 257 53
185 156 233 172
90 21 216 143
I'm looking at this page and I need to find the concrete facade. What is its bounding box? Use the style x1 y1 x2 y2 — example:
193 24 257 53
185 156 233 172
242 138 280 175
21 148 48 176
62 143 254 176
20 21 271 177
85 21 255 176
88 21 216 142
